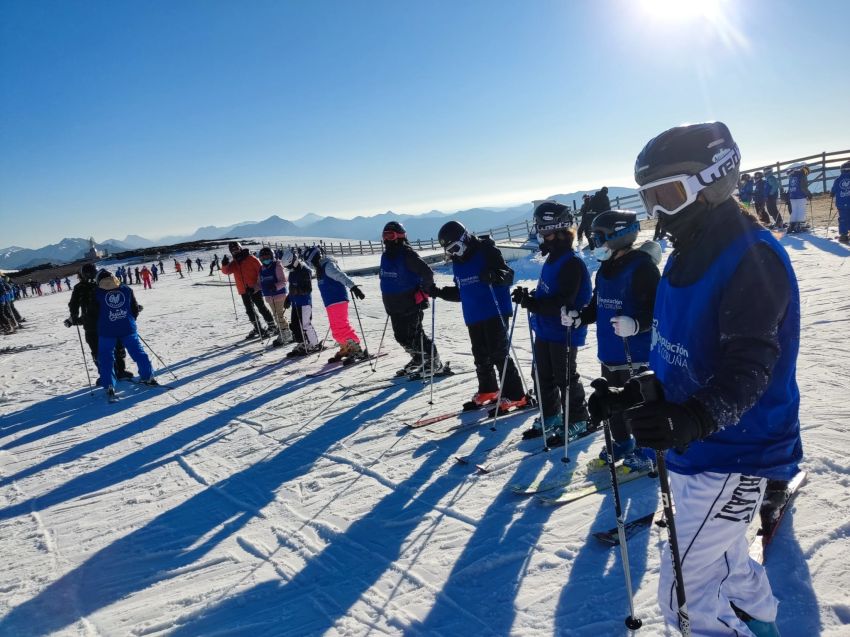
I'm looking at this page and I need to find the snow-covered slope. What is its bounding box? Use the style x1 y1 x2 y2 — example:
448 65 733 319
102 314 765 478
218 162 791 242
0 229 847 636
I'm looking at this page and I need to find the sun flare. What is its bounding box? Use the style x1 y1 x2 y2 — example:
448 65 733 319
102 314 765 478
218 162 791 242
640 0 726 23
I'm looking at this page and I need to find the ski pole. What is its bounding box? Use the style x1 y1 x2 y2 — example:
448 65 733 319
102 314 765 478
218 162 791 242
428 299 436 404
227 275 238 323
562 325 572 463
657 453 690 636
527 306 549 451
489 284 529 395
137 334 179 380
490 301 521 432
350 295 371 365
314 324 332 362
418 309 426 384
372 315 390 373
73 322 94 396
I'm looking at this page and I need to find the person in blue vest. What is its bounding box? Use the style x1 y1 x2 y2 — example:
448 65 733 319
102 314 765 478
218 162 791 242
258 246 294 347
763 166 784 228
737 172 754 209
91 269 157 401
378 221 441 376
512 201 592 447
786 163 812 233
304 245 366 363
830 160 850 243
281 248 321 357
621 121 802 635
563 210 660 473
430 221 527 411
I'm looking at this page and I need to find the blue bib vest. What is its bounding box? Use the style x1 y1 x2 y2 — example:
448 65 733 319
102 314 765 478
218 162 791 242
652 229 802 480
379 252 421 295
96 285 136 337
452 249 512 325
531 250 591 346
788 172 805 199
316 262 349 306
833 175 850 208
289 266 312 307
595 257 652 365
259 263 287 297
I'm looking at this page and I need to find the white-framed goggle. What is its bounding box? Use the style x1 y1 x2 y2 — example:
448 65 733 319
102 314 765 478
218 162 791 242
638 144 740 218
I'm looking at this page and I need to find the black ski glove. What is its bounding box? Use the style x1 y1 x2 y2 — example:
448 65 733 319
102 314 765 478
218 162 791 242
350 285 365 300
63 317 73 328
626 398 713 450
136 305 143 313
429 284 443 299
480 269 500 284
510 286 529 306
283 297 291 310
221 255 230 266
245 286 254 295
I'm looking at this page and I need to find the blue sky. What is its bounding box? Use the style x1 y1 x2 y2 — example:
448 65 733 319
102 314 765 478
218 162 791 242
2 0 848 248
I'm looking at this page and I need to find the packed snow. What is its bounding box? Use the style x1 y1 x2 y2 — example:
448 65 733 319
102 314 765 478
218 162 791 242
1 228 848 636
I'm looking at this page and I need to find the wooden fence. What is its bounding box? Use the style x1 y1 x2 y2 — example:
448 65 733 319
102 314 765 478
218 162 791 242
264 148 850 257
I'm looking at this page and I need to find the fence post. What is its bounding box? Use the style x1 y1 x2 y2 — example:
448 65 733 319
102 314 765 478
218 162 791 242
776 161 783 194
507 225 512 241
822 152 827 193
526 220 530 233
615 196 620 208
416 239 422 250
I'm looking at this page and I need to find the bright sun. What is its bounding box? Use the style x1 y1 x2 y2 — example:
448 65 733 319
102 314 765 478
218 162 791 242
640 0 726 23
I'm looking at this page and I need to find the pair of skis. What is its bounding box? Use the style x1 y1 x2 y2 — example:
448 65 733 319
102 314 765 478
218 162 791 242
306 352 387 378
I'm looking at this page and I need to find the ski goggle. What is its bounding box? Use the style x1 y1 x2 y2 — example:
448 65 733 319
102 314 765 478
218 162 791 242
592 221 639 247
382 230 406 241
638 144 740 218
443 236 468 258
261 258 272 265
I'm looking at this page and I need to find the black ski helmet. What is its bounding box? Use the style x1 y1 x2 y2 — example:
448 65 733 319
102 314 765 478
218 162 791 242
635 121 741 214
228 241 242 255
591 210 640 252
383 220 406 235
841 161 850 173
303 245 324 265
80 263 97 281
533 200 572 235
438 220 466 247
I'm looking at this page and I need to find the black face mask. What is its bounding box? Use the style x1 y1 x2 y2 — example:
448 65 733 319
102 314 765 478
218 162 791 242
660 199 709 243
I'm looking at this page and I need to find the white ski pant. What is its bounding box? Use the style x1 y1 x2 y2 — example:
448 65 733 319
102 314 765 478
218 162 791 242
659 471 778 636
789 198 807 223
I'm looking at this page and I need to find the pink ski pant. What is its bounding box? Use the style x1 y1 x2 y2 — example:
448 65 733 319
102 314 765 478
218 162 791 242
326 301 359 345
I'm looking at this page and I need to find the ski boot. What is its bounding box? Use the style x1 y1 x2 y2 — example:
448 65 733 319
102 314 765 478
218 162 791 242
587 436 636 471
732 603 781 637
245 326 260 340
117 370 135 381
492 394 529 416
106 386 118 403
140 377 160 387
286 343 309 358
543 414 567 447
839 233 849 244
622 447 656 474
271 328 294 347
463 391 499 412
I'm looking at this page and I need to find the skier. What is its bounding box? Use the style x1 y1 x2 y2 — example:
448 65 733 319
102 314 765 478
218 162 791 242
221 241 275 339
562 210 660 472
513 200 591 446
174 260 183 278
49 279 56 293
158 260 165 273
620 121 802 636
752 172 771 226
431 221 525 411
281 248 321 356
91 269 157 400
185 257 193 272
209 254 219 276
257 246 294 347
151 263 159 282
577 194 595 248
378 221 441 376
786 164 812 233
134 267 141 285
195 257 203 271
830 160 850 243
64 276 71 290
141 266 153 290
738 173 754 207
66 263 134 383
304 245 366 362
764 167 784 228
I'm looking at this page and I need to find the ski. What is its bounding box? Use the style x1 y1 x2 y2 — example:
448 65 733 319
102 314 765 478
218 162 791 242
510 454 634 496
408 401 489 429
404 362 456 381
128 379 175 390
412 400 535 431
748 470 807 565
593 512 657 546
306 352 386 378
536 468 652 506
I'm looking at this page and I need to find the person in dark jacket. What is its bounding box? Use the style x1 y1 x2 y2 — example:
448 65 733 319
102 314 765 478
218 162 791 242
763 167 784 228
281 248 321 356
619 121 802 635
90 269 156 400
751 171 771 225
576 194 596 249
513 200 592 447
379 221 441 376
563 210 661 472
786 164 812 233
830 160 850 243
66 263 132 382
431 221 526 411
185 257 193 272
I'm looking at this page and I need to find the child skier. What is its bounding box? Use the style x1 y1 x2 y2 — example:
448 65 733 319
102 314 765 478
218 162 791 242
378 221 441 376
303 245 366 363
258 246 294 347
91 269 157 401
281 249 321 357
431 220 525 411
513 200 591 446
562 210 660 472
830 160 850 243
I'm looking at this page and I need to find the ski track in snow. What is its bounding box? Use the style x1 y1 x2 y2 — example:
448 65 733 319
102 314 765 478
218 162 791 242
0 232 848 636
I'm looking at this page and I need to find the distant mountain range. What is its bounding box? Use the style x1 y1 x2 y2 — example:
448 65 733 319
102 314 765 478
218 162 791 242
0 187 640 270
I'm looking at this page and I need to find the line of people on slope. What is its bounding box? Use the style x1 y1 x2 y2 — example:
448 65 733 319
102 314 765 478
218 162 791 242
1 274 27 335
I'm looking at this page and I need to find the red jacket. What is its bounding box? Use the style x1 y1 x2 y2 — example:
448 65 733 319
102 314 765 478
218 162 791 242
221 250 262 294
